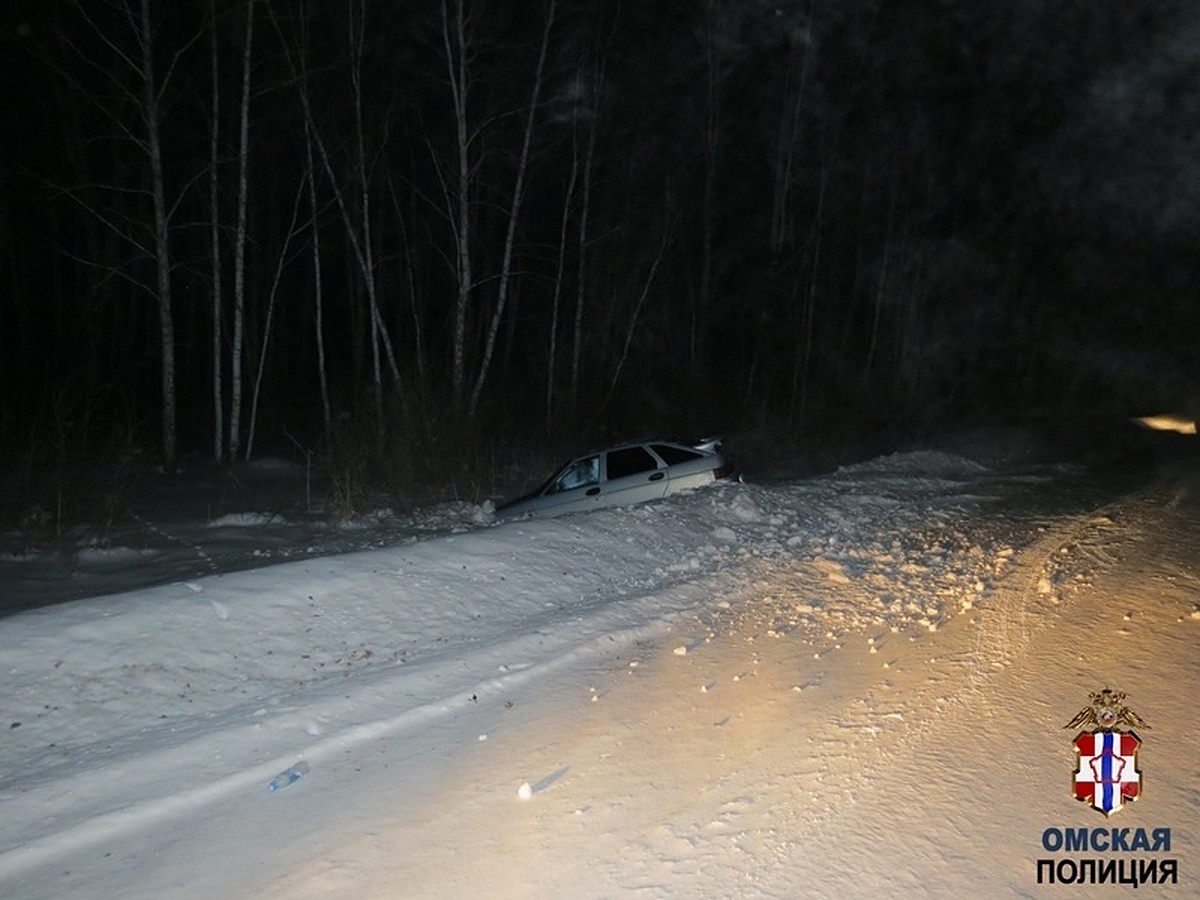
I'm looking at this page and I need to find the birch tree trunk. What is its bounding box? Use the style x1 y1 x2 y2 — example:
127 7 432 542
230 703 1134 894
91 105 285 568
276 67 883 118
388 172 427 396
545 129 579 435
63 0 203 469
693 0 719 376
788 166 826 427
245 175 305 460
227 0 255 461
570 58 602 410
269 0 401 432
208 0 224 462
138 0 177 471
770 23 811 255
304 113 332 438
467 0 556 417
599 220 671 414
442 0 472 406
863 192 896 380
348 0 387 430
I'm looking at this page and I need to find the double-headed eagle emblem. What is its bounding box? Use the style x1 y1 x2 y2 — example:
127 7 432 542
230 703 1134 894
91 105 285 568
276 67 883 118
1063 688 1149 733
1065 688 1147 816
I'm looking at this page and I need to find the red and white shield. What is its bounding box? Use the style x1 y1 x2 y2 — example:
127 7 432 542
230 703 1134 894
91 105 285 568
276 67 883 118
1071 730 1141 816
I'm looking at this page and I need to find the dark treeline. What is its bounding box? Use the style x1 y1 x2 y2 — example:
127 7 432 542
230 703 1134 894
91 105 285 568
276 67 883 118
2 0 1197 477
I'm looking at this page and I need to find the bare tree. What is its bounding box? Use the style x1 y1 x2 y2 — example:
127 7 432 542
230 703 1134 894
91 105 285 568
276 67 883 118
268 0 403 439
137 0 178 469
598 214 672 415
346 0 397 428
387 171 428 399
467 0 557 417
545 125 579 434
440 0 473 406
570 56 603 411
691 0 720 376
304 111 333 438
787 163 827 427
769 14 812 255
56 1 203 470
245 174 307 459
226 0 255 462
208 0 224 462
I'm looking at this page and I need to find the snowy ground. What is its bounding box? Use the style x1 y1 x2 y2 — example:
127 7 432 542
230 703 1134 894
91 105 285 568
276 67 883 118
1 422 1197 898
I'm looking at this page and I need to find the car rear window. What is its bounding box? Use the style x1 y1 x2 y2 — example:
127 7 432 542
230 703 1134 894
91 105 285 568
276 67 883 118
651 444 703 466
605 446 659 479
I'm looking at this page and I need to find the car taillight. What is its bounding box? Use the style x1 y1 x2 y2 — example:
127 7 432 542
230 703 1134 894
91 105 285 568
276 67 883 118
713 465 734 480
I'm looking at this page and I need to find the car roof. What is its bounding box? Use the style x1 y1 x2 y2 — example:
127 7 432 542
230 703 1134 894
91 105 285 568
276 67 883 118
567 437 711 460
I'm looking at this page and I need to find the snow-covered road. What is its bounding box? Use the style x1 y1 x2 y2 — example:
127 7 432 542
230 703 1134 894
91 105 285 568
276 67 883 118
2 434 1197 897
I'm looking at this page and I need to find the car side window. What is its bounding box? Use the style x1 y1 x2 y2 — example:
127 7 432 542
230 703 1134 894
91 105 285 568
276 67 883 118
605 446 659 479
549 455 599 493
651 444 703 465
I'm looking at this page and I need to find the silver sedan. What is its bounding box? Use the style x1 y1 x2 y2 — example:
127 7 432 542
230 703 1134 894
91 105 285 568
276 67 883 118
496 437 736 519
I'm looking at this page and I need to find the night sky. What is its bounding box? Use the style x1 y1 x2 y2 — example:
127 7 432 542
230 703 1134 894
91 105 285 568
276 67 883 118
2 0 1197 471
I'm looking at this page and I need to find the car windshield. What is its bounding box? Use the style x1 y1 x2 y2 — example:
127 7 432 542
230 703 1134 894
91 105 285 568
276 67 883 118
546 455 599 493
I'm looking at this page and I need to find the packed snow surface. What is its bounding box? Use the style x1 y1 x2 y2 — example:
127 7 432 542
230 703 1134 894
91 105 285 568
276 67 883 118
1 428 1197 898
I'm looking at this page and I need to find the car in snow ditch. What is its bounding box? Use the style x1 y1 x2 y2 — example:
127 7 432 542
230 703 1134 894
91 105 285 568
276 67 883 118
495 437 736 519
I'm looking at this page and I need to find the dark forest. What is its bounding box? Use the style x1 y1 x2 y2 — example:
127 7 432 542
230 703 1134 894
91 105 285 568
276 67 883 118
2 1 1197 511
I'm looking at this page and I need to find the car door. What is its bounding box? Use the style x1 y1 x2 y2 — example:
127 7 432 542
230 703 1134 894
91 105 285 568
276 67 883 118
596 445 669 508
649 442 712 494
530 454 603 516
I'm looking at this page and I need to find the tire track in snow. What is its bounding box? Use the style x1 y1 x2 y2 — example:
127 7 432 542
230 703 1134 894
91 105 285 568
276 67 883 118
0 593 699 890
574 481 1157 895
752 486 1196 898
753 487 1156 889
966 489 1161 683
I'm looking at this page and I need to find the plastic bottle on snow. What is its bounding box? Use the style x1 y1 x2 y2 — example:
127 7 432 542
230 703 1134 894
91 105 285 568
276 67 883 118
267 761 310 791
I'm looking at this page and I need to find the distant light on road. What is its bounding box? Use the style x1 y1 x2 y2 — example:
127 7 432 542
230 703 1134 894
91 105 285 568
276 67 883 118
1132 414 1196 435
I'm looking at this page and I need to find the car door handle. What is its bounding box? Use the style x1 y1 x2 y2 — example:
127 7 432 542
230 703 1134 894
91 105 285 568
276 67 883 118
649 472 665 481
586 487 601 496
